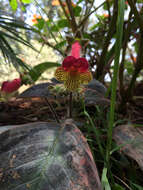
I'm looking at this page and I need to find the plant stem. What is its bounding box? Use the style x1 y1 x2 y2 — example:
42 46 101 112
45 98 60 123
106 0 125 166
84 109 104 158
119 11 132 100
68 92 73 118
66 0 78 35
125 32 143 101
95 0 118 81
127 0 143 32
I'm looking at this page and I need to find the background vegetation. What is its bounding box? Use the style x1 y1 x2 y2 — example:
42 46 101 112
0 0 143 189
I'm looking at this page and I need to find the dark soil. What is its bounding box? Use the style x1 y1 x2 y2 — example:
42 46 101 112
0 83 143 126
0 97 67 126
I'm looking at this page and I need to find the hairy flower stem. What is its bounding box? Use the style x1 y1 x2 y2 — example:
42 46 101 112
45 98 60 123
68 92 73 118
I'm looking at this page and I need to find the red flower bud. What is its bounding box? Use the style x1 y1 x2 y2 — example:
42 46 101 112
71 41 81 58
1 78 21 93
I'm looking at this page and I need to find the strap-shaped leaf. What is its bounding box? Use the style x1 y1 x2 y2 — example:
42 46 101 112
29 62 61 82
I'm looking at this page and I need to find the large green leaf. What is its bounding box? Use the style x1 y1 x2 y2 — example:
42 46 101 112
10 0 18 11
29 62 61 82
21 0 31 3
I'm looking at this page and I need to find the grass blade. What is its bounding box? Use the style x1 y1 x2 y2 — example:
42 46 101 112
106 0 125 165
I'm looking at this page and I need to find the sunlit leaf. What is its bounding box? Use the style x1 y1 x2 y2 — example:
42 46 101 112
10 0 18 11
34 18 45 30
29 62 61 82
21 0 31 3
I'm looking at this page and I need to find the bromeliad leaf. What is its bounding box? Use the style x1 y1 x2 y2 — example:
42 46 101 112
29 62 61 82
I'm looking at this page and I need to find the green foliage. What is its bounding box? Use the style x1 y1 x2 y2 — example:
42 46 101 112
101 167 111 190
0 14 37 72
34 18 45 30
10 0 31 11
29 62 60 82
106 0 125 166
112 184 125 190
1 0 143 189
73 6 82 17
21 0 31 3
57 19 70 28
131 183 143 190
10 0 17 11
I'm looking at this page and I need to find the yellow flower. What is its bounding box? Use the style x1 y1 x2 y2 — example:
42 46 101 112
55 56 92 91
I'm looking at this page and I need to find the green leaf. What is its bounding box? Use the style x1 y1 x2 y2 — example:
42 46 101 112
77 0 84 4
112 184 125 190
57 19 70 28
10 0 18 11
73 6 82 17
21 0 31 3
124 61 134 75
131 183 143 190
101 167 111 190
21 5 26 12
51 25 59 32
29 62 61 82
137 0 143 3
34 18 45 30
106 0 125 163
55 40 67 49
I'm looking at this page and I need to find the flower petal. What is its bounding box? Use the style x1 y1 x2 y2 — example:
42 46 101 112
79 71 93 84
54 67 67 82
74 58 89 72
62 56 76 71
64 78 80 91
71 41 81 58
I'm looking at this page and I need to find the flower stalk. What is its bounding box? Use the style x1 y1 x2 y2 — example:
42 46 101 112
68 92 73 118
45 98 60 123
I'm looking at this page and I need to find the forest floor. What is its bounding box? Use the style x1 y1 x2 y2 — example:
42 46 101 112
0 82 143 126
0 82 143 188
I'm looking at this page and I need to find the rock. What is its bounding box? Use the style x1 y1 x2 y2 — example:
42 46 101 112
19 79 109 106
19 82 53 98
113 124 143 171
86 79 107 96
84 79 109 106
50 78 62 84
0 119 102 190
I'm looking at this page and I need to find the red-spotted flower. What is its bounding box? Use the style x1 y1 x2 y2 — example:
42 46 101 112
1 78 21 93
54 41 92 91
